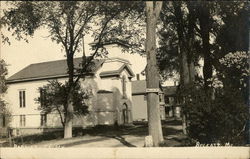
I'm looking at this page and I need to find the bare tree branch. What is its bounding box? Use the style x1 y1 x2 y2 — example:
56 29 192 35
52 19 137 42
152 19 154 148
73 13 119 85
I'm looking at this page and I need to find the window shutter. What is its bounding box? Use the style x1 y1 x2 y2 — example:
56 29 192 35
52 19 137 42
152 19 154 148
23 115 26 127
20 115 23 126
23 91 26 107
19 91 22 107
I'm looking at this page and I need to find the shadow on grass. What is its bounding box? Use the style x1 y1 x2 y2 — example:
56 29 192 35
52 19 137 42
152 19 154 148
59 137 108 147
104 135 136 147
1 118 185 147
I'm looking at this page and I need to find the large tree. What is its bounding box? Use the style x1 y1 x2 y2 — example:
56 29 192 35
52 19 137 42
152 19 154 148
1 1 139 138
158 1 199 134
158 1 249 137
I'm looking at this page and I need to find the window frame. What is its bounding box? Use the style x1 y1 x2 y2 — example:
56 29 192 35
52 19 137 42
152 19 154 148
19 90 26 108
20 115 26 127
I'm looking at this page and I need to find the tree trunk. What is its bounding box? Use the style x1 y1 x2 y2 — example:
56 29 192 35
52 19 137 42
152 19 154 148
199 2 213 92
182 50 190 86
145 1 163 147
173 2 195 135
64 101 73 138
181 48 189 135
188 62 195 85
64 54 75 139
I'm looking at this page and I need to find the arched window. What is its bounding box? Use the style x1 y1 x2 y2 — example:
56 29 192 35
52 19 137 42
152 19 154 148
122 103 128 124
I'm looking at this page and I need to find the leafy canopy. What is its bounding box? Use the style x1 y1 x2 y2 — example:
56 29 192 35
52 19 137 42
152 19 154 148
36 80 90 126
0 59 11 117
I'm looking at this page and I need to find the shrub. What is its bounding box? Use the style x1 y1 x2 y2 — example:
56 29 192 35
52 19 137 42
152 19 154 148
184 87 248 145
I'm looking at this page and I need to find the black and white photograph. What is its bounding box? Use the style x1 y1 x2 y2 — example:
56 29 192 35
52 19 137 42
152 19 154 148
0 1 249 159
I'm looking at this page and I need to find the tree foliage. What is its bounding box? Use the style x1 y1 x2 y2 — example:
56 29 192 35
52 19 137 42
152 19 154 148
183 86 248 145
0 59 11 123
158 1 248 85
218 51 249 86
159 1 249 144
35 80 89 127
0 60 8 95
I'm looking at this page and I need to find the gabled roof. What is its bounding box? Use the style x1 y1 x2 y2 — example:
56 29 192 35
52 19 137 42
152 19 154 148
7 57 135 84
132 80 163 95
7 57 104 83
99 63 134 78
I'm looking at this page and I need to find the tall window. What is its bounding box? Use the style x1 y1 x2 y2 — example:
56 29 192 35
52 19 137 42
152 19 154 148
20 115 26 127
19 90 26 107
122 75 127 98
40 114 47 126
40 88 46 107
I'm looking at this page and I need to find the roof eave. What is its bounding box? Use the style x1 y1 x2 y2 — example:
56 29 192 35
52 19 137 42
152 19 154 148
6 73 95 84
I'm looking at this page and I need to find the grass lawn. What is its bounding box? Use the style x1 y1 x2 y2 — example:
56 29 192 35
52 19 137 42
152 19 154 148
0 118 192 147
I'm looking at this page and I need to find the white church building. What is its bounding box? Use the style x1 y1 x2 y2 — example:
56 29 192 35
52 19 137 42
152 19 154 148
4 56 135 135
3 41 171 135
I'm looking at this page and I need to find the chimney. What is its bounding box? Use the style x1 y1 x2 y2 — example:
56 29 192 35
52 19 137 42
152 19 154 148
136 74 140 81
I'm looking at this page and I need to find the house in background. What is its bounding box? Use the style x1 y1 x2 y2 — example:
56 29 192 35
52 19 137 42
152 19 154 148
163 86 181 118
4 57 134 136
131 80 166 121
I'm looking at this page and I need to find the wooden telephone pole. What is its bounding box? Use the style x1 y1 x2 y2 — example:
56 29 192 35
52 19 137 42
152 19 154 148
145 1 164 146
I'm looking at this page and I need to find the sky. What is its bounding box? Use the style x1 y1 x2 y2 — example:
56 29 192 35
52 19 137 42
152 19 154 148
0 1 178 86
1 28 94 78
0 1 96 77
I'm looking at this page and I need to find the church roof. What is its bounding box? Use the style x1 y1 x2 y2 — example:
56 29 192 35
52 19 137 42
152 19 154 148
99 63 134 78
7 57 134 83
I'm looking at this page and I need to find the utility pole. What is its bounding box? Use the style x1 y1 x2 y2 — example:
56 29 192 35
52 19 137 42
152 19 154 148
145 1 164 146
